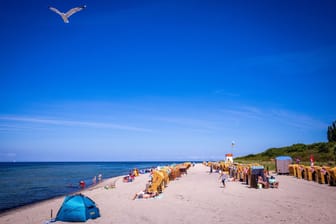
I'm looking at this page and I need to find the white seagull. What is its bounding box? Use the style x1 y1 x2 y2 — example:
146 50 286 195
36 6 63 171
49 5 86 23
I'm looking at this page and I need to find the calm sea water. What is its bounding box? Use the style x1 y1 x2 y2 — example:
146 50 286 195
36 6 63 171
0 161 184 212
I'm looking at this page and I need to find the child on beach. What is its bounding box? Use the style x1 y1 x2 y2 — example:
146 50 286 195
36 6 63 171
268 176 279 188
79 180 86 189
218 171 227 188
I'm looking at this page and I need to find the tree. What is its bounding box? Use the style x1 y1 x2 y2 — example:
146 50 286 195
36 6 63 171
327 120 336 142
334 144 336 164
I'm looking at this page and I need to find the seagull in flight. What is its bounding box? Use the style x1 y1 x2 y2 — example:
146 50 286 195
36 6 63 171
49 5 87 23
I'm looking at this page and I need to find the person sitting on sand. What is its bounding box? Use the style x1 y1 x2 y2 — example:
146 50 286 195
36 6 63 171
123 175 134 182
257 175 269 188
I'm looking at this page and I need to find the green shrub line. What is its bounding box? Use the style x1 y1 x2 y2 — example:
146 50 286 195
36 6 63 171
234 142 336 169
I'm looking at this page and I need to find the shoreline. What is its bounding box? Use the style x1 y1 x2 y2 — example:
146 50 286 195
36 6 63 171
1 163 336 224
0 161 182 214
0 174 121 217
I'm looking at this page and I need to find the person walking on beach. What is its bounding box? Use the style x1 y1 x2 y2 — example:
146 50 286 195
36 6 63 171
218 171 227 188
98 174 102 183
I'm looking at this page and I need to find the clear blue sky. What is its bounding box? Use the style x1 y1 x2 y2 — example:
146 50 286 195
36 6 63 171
1 0 335 161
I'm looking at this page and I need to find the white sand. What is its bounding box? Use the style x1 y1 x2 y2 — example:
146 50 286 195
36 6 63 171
1 163 335 224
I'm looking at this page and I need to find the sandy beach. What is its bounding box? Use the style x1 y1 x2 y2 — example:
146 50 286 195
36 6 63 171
1 163 335 224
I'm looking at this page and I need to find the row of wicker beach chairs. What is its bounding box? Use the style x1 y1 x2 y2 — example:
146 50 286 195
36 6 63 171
204 161 268 188
135 162 192 198
205 161 336 187
288 164 336 186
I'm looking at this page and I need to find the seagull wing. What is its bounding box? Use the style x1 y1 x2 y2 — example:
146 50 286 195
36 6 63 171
49 6 63 16
65 5 86 18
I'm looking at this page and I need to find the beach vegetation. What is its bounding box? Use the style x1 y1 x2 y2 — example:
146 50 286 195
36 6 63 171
327 120 336 142
235 141 336 169
235 121 336 167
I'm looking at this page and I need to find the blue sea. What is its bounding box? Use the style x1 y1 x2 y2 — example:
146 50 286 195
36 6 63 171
0 161 185 213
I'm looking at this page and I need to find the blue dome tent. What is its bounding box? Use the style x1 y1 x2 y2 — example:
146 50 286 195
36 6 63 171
55 194 100 222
